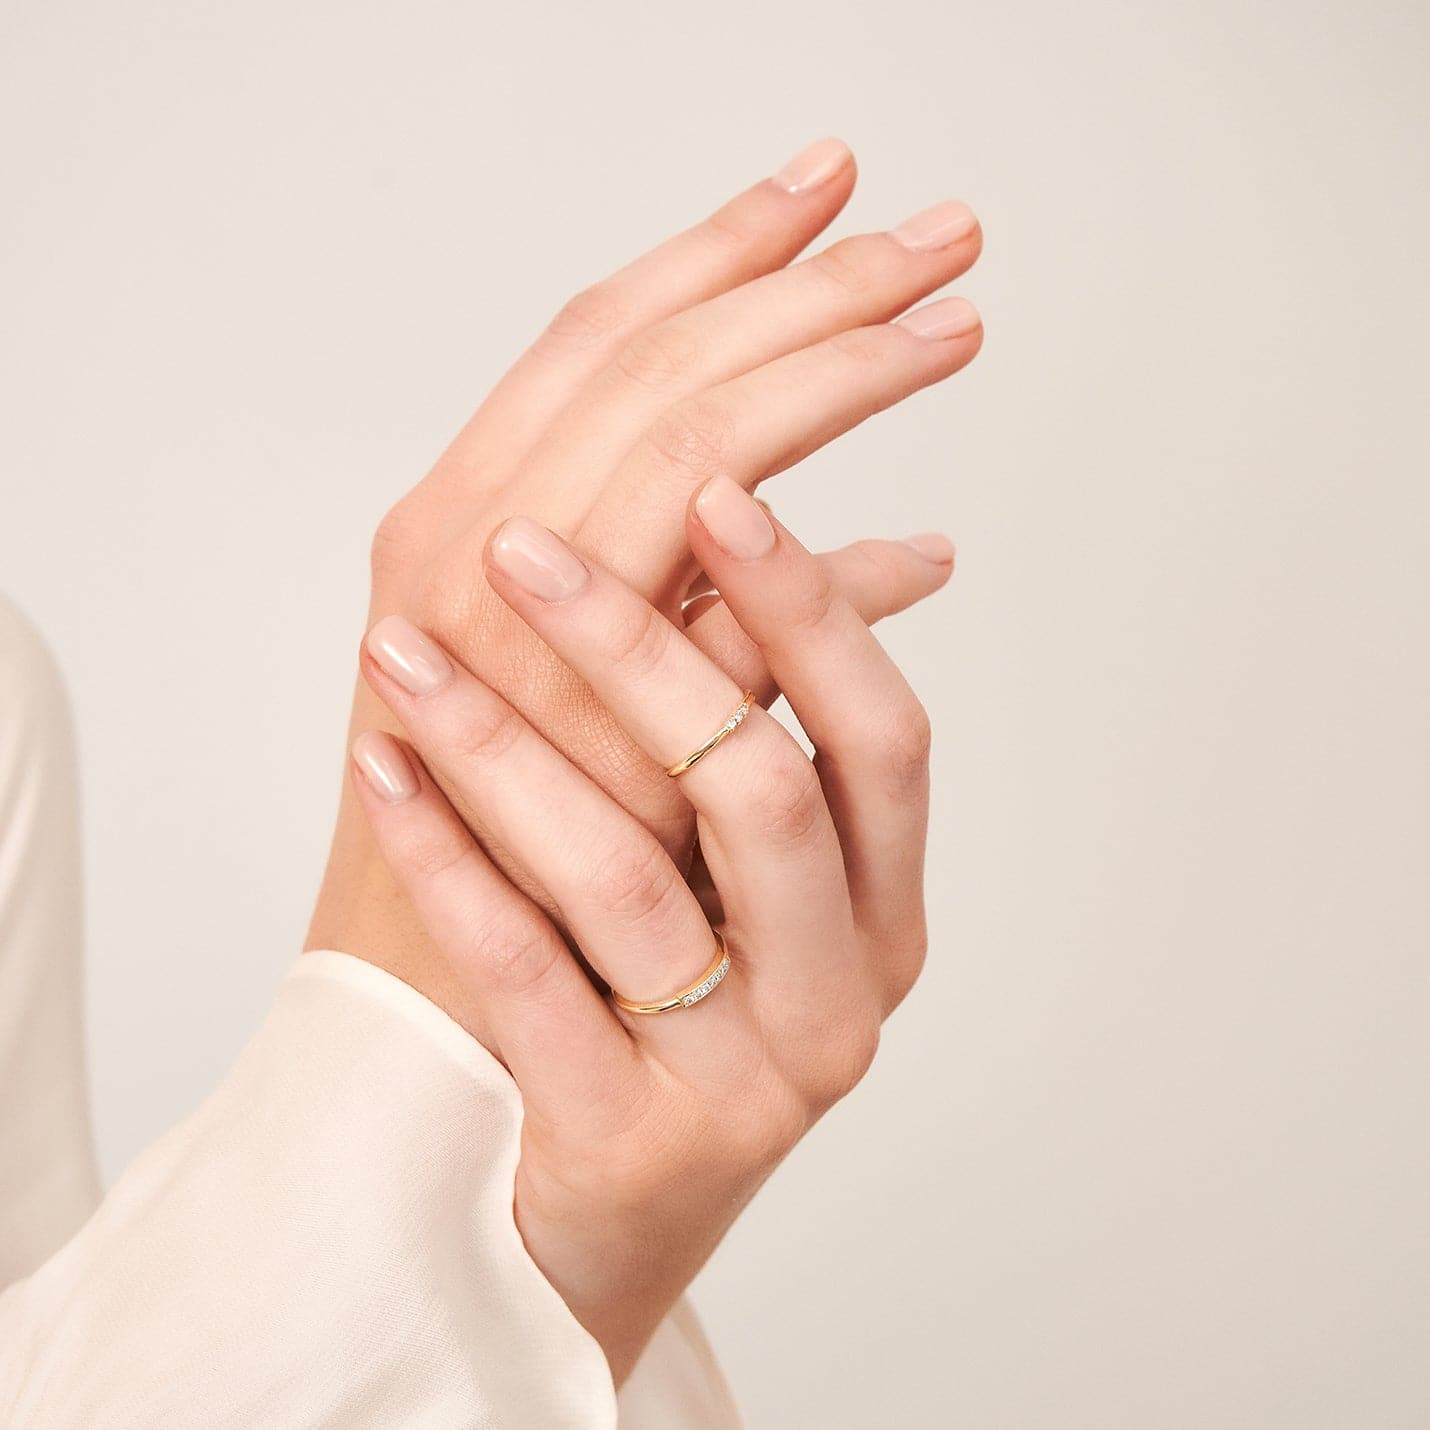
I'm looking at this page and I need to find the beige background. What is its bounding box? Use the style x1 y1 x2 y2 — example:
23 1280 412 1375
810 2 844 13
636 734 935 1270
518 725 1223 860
3 1 1428 1425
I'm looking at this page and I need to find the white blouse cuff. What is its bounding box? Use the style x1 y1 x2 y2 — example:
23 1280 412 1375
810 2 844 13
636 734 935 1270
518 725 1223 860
1 951 739 1428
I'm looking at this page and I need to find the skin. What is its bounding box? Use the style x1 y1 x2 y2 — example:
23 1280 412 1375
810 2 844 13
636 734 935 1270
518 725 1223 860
306 138 984 1055
348 491 941 1382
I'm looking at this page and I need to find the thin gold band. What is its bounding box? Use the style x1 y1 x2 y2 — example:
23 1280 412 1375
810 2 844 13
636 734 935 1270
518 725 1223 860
612 931 731 1015
666 692 755 778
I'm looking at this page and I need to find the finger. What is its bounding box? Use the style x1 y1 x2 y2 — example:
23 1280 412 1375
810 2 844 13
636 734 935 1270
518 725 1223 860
348 729 634 1113
517 198 981 525
359 616 717 1006
579 296 983 598
684 533 954 697
415 138 857 514
687 478 936 1002
483 518 860 999
681 503 771 611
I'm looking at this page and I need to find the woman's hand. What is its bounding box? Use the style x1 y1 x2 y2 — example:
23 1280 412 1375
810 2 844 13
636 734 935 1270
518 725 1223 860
348 480 940 1382
309 139 981 1041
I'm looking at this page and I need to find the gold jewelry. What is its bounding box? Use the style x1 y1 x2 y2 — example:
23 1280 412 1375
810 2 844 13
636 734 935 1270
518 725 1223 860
612 931 731 1014
666 692 755 778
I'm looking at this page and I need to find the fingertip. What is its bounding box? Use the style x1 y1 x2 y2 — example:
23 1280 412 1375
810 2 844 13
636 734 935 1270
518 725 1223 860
895 296 982 343
486 515 591 604
350 729 421 804
902 532 956 570
771 136 856 196
898 533 956 602
690 474 777 561
826 536 956 624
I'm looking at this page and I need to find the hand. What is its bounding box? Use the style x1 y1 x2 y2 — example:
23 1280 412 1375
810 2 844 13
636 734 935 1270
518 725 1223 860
308 139 981 1040
347 482 937 1381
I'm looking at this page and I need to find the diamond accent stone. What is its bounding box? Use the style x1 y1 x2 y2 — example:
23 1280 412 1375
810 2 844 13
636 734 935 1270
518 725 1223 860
667 693 755 777
679 951 730 1008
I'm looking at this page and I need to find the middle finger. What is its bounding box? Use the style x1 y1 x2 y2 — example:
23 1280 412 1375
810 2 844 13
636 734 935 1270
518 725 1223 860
515 200 982 530
482 516 862 1000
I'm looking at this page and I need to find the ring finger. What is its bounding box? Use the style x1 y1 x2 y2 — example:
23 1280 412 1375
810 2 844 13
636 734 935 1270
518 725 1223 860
579 296 983 601
482 517 862 1001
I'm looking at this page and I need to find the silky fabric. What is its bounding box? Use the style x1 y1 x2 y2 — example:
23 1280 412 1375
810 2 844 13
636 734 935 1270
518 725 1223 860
0 596 741 1428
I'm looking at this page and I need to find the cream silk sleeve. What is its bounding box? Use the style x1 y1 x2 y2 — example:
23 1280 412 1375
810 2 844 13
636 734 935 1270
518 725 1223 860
0 598 741 1429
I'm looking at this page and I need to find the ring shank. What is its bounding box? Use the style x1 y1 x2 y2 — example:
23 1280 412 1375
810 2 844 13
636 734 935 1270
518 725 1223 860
665 692 755 778
612 931 731 1014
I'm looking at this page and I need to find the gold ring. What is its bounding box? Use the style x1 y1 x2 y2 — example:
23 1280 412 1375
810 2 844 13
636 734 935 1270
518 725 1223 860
666 692 755 778
612 931 731 1014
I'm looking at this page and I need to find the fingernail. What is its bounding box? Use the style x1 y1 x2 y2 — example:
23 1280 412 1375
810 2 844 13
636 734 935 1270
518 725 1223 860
773 137 851 194
903 532 956 565
365 615 452 696
889 200 978 252
490 517 590 602
896 295 981 340
352 731 419 803
694 475 776 559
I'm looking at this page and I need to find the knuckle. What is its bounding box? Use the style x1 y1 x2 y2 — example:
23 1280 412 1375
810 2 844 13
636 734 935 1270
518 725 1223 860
387 832 565 1003
586 838 682 928
724 1081 808 1168
643 398 739 484
611 322 703 393
472 921 567 1001
544 282 630 350
879 696 933 784
825 323 901 366
814 1017 881 1106
695 206 756 254
843 539 907 601
846 537 892 572
392 826 472 887
806 241 874 297
887 927 930 1007
755 747 827 848
369 501 420 580
449 699 525 766
605 600 674 683
780 567 840 637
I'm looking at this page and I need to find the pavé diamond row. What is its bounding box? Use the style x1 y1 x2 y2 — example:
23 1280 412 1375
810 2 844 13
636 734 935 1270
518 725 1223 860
679 950 731 1008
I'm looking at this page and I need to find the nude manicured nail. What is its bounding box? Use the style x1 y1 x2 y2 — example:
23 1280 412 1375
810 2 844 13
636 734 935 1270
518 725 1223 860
490 517 589 602
365 615 452 695
903 532 956 565
352 731 419 803
889 200 978 252
695 475 775 559
896 295 982 341
773 137 851 194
